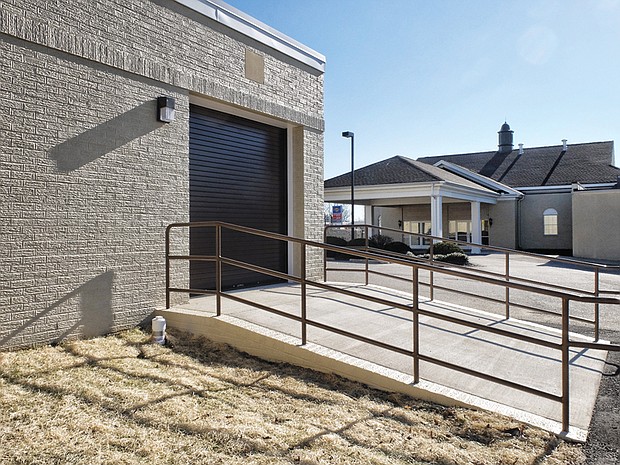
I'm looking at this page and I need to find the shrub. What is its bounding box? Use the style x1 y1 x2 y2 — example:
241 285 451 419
428 241 464 256
384 241 411 254
326 236 347 247
325 236 349 260
436 252 470 266
347 238 368 247
368 234 393 249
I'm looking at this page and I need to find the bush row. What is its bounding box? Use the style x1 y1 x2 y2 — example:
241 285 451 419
325 235 469 265
406 252 470 266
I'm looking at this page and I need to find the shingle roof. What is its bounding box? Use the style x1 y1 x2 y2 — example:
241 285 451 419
406 159 498 191
324 156 437 188
417 141 619 187
324 155 494 192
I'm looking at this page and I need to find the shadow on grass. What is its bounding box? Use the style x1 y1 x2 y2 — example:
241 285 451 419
0 328 574 464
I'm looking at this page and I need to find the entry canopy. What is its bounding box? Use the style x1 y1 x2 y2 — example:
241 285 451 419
324 156 513 206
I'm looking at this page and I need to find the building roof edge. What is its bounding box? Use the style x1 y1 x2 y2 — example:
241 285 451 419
174 0 326 72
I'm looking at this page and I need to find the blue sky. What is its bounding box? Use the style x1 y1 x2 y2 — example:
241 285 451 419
228 0 620 180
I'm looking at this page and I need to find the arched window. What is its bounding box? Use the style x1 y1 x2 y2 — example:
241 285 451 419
543 208 558 236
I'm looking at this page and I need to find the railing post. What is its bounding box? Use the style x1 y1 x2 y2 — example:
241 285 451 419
505 252 510 319
323 226 327 283
594 267 600 341
364 225 369 286
413 266 420 384
301 242 307 345
165 225 171 309
216 224 222 317
561 297 570 433
429 242 434 301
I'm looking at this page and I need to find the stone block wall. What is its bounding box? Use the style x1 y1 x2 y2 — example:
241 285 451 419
0 0 324 349
0 36 191 348
304 128 325 280
0 0 323 128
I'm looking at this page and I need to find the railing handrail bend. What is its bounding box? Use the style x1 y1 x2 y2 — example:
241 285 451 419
166 221 620 434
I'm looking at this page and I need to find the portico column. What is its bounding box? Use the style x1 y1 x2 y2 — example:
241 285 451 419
470 201 481 254
365 205 373 225
431 194 443 241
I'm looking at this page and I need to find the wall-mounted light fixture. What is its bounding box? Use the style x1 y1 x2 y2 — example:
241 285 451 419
489 218 493 227
157 96 175 123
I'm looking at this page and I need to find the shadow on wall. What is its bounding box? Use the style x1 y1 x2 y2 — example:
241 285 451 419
49 101 163 171
0 271 115 348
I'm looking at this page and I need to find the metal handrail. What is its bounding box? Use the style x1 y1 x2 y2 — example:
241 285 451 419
324 223 620 340
166 221 620 434
325 223 620 271
326 243 605 333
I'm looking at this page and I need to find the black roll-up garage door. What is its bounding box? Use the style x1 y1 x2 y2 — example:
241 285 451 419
189 105 288 290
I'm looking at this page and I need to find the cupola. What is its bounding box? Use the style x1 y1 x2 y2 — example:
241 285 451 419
498 122 514 154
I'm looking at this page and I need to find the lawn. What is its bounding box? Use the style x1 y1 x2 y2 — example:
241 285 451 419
0 328 585 465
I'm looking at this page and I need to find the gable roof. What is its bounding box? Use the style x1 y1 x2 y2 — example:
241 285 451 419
325 156 436 187
417 141 619 188
433 160 524 196
324 155 496 193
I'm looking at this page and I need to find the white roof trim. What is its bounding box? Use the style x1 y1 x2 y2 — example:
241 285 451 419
433 160 523 197
174 0 326 72
325 181 499 204
517 183 618 192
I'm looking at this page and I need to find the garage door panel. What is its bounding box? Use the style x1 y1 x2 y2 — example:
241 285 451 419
189 142 282 163
189 130 283 147
190 232 286 289
189 105 287 290
189 129 279 150
189 165 284 182
191 112 281 136
190 147 283 167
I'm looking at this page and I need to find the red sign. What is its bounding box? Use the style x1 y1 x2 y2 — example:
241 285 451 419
332 205 342 223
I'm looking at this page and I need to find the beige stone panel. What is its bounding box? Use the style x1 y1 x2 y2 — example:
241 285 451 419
245 49 265 83
572 190 620 260
488 201 517 249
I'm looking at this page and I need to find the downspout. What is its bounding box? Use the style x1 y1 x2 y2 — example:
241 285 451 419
516 194 524 250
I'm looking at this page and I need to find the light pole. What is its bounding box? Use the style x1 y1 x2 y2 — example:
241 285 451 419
342 131 354 239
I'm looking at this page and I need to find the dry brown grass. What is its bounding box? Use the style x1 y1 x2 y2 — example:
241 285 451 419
0 328 585 465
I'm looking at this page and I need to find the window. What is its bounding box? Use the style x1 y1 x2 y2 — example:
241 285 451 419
448 220 471 242
418 221 432 245
481 219 490 245
403 221 431 246
543 208 558 235
448 219 489 244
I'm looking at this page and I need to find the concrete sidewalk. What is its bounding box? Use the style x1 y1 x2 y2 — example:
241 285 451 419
158 281 610 442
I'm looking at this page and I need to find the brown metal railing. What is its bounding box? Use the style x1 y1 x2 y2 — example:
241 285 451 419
324 224 620 341
166 221 620 434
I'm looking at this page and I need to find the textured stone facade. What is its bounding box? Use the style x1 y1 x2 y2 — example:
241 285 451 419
303 128 326 276
0 0 324 349
0 0 323 130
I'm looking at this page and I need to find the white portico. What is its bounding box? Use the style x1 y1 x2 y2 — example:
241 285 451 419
324 157 508 253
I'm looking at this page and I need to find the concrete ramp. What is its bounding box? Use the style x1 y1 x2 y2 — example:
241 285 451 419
156 283 609 442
